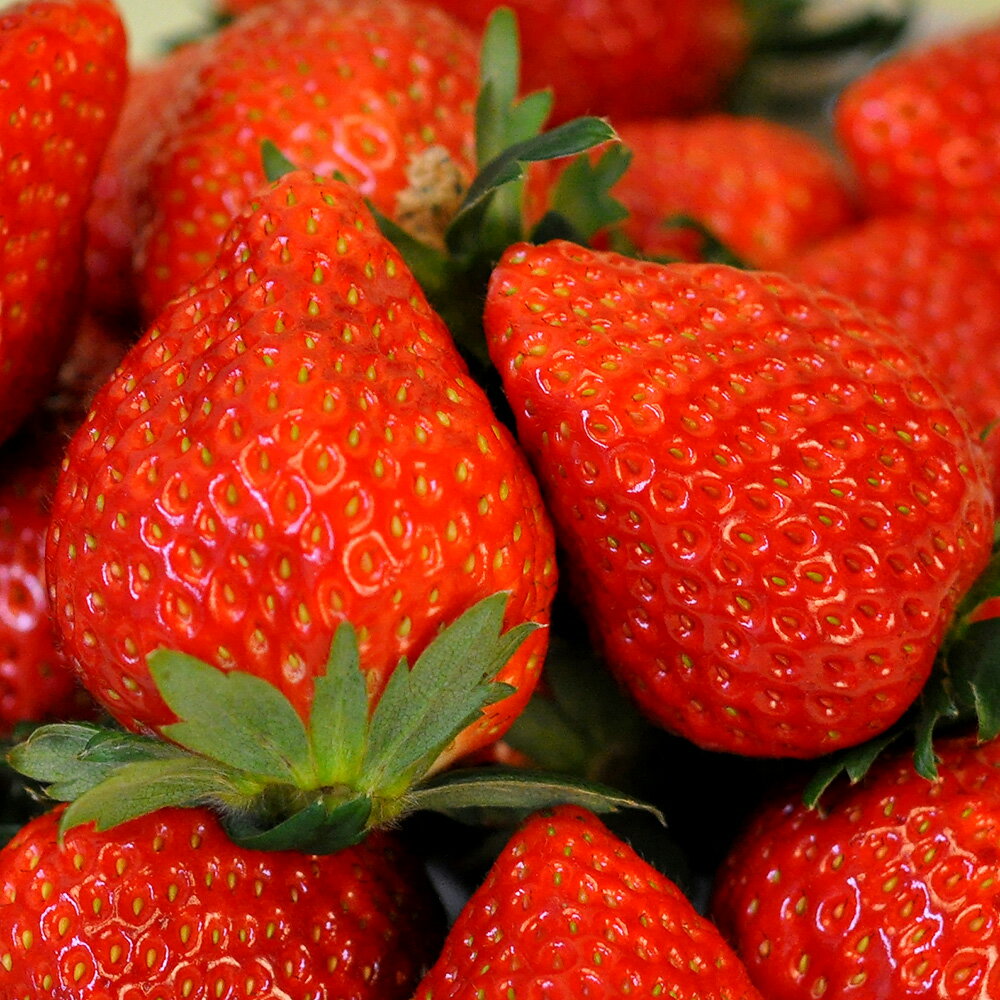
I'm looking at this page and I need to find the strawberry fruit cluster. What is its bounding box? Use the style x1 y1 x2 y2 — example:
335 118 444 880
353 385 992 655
2 0 1000 998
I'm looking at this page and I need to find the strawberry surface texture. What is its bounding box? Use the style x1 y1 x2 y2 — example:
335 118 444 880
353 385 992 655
485 242 994 758
47 169 557 768
0 0 127 446
714 733 1000 999
0 805 444 999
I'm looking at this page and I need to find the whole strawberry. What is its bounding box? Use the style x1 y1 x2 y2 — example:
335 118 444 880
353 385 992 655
0 804 444 999
134 0 480 321
836 19 1000 221
48 169 556 773
789 213 1000 496
602 115 856 270
0 0 127 445
485 242 994 758
414 805 764 1000
713 732 1000 999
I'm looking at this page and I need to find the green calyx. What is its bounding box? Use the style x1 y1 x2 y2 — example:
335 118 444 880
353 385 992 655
9 593 661 853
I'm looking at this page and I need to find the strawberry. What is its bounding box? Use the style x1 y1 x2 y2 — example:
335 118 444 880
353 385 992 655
788 213 1000 496
713 732 1000 1000
835 19 1000 222
413 804 764 1000
85 42 210 322
0 803 444 999
600 115 856 270
484 241 995 759
132 0 480 321
0 0 127 446
44 167 557 829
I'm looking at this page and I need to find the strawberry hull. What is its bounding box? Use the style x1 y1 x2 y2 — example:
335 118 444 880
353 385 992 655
485 242 995 759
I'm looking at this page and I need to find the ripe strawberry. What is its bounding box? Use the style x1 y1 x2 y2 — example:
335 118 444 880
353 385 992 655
426 0 750 126
413 805 764 1000
133 0 480 321
0 312 129 738
601 115 856 270
0 803 444 999
713 732 1000 999
484 241 994 759
0 0 127 446
836 19 1000 221
85 42 209 321
48 168 556 774
788 213 1000 496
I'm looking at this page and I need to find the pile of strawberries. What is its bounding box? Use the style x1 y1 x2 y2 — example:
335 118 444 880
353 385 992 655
3 0 1000 997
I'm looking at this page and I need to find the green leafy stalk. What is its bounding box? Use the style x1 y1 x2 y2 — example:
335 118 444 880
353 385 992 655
8 593 661 852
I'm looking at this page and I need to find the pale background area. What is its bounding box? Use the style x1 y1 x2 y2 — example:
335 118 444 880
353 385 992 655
117 0 1000 62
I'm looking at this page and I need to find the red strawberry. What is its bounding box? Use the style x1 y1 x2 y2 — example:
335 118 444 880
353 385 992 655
713 732 1000 1000
413 805 764 1000
133 0 480 321
0 804 444 999
788 213 1000 496
425 0 749 126
602 115 856 270
484 241 994 759
0 0 127 446
85 42 209 321
836 19 1000 222
48 168 556 775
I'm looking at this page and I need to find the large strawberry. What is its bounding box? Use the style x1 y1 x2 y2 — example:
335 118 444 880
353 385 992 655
589 115 855 269
835 19 1000 223
132 0 480 321
413 804 764 1000
713 731 1000 999
44 166 557 841
484 241 994 759
0 803 444 999
788 212 1000 496
0 0 127 446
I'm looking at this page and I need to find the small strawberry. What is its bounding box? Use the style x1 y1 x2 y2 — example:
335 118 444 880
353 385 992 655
45 167 557 833
0 803 444 999
0 0 127 446
413 804 764 1000
484 241 994 759
133 0 481 321
713 732 1000 1000
788 212 1000 496
600 115 856 270
835 19 1000 221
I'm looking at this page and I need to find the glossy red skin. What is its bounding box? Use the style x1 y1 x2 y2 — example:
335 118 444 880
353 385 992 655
0 0 127 446
485 242 994 758
414 805 763 1000
421 0 748 125
605 116 856 270
836 21 1000 220
789 213 1000 498
714 734 1000 999
48 171 557 769
135 0 479 321
0 805 443 999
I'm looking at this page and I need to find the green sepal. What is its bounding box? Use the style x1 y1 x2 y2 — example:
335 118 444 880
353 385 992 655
801 730 903 809
57 756 250 839
261 139 297 183
408 765 665 827
8 723 186 801
358 592 529 793
150 650 313 786
221 794 372 854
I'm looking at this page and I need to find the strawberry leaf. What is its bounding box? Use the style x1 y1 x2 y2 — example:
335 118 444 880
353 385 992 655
150 650 314 785
408 766 665 826
359 593 533 793
308 622 370 786
222 794 372 854
261 138 297 183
